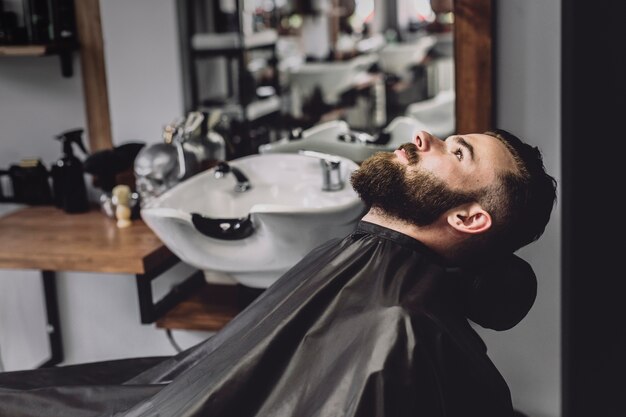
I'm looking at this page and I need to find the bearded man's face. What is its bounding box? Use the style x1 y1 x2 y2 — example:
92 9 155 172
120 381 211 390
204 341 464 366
350 143 479 226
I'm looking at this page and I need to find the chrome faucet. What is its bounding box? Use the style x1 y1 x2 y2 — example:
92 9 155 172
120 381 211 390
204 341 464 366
214 162 251 192
298 150 344 191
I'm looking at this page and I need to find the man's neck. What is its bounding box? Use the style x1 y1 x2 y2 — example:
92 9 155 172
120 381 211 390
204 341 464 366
361 208 454 261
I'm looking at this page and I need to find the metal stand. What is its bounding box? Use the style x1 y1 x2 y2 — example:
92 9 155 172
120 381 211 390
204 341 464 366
34 257 203 368
135 256 205 324
39 270 63 368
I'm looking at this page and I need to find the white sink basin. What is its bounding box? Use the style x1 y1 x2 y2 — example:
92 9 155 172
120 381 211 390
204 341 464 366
258 116 428 163
140 153 366 288
377 35 437 80
405 90 456 138
286 54 379 105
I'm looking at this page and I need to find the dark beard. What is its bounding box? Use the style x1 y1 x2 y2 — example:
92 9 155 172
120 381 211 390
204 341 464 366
350 146 478 226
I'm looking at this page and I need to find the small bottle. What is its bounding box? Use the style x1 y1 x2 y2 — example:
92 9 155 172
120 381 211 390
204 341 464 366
50 128 90 213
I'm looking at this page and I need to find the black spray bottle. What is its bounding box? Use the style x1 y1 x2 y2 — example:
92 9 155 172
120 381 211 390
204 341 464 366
50 128 90 213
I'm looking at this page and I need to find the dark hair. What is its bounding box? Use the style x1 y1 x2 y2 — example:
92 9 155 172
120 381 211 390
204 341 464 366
473 129 558 256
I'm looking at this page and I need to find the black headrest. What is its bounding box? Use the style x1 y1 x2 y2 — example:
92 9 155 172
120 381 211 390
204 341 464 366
464 254 538 331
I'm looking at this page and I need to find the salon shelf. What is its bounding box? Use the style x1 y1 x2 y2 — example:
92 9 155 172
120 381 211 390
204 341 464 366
0 205 169 273
0 44 49 55
199 95 282 122
156 283 247 331
191 29 277 53
0 42 78 77
0 42 74 55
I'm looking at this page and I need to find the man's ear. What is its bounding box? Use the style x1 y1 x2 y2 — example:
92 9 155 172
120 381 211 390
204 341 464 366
447 203 492 235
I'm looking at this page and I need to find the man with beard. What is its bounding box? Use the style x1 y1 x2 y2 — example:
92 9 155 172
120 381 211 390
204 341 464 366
0 129 557 417
351 129 556 265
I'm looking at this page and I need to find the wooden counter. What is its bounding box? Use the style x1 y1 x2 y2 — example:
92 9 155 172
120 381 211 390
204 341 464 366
0 205 172 274
0 205 248 338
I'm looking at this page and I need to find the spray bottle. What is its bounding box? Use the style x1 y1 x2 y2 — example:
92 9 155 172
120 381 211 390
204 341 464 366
50 128 90 213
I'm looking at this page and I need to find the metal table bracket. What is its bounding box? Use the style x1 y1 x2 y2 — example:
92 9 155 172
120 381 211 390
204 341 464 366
135 255 205 324
37 257 204 368
39 270 63 368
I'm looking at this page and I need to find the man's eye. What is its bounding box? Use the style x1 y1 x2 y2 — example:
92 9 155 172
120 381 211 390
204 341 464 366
453 148 463 161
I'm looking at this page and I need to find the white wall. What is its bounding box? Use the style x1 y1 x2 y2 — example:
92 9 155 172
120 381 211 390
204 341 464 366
473 2 562 417
99 0 184 146
0 56 86 168
0 54 89 370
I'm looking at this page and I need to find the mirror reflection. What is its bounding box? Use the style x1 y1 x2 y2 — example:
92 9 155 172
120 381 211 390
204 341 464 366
177 0 455 161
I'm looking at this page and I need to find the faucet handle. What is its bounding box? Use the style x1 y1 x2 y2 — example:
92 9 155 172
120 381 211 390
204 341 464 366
298 150 344 191
182 111 205 139
214 161 230 178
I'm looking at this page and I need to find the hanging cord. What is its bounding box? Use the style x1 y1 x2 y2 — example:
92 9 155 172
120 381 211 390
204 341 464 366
165 329 183 353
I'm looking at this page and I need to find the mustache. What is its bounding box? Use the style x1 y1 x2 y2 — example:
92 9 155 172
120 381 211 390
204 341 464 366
397 143 419 164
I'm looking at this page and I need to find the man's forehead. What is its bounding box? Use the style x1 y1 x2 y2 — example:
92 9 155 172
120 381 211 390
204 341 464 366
461 133 517 171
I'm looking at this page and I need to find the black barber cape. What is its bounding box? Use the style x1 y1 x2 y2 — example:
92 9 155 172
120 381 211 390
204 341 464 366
0 221 514 417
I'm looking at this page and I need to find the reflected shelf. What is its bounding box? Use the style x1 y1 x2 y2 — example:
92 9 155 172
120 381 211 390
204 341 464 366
0 42 78 77
191 29 278 53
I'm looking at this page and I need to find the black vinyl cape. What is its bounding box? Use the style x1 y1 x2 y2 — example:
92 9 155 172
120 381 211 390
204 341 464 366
0 221 517 417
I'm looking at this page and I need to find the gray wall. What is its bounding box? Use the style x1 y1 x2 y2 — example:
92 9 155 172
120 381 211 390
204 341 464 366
473 1 561 417
0 1 562 416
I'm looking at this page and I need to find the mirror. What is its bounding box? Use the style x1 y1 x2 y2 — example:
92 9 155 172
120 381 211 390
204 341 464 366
78 0 492 152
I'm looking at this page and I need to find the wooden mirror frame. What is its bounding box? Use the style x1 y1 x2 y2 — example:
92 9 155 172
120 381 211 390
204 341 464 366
77 0 493 151
74 0 112 152
454 0 494 134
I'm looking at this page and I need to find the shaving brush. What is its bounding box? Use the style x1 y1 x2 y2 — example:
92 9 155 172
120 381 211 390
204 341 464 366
112 184 132 228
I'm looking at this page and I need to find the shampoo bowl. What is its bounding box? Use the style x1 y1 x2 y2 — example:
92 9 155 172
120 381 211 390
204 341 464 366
141 153 366 288
258 116 429 163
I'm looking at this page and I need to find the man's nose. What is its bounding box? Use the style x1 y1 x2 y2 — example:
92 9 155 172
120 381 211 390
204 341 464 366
414 131 442 151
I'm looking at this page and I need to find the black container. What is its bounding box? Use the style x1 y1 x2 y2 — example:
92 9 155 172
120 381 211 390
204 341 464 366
50 128 90 213
22 0 52 43
0 0 76 45
48 0 76 42
0 3 27 44
3 159 53 204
